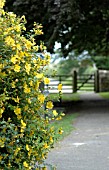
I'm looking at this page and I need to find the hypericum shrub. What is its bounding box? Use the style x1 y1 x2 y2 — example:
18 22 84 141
0 1 63 169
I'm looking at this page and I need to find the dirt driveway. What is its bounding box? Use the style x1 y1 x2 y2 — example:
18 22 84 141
46 92 109 170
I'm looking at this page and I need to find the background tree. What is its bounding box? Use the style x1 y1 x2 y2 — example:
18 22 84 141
5 0 109 66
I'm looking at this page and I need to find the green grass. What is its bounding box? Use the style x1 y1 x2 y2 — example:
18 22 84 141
51 113 78 141
77 82 94 91
99 92 109 99
49 93 80 102
62 93 80 101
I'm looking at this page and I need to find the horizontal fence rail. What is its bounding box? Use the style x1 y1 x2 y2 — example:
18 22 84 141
45 75 73 93
77 74 94 91
44 72 96 94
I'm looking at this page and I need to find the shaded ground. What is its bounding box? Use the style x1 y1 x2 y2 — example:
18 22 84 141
46 92 109 170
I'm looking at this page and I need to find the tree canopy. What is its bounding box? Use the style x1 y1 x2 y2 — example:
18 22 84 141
5 0 109 57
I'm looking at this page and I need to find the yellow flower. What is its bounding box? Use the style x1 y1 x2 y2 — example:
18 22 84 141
45 53 51 64
0 137 6 148
20 128 24 133
26 144 30 151
33 45 39 51
21 119 26 127
12 96 20 103
42 59 46 66
20 121 26 132
0 63 4 69
34 81 40 90
15 25 21 32
58 128 63 134
24 105 28 111
0 155 3 161
8 161 11 168
36 73 43 79
14 64 21 72
38 94 45 103
0 0 5 8
5 36 15 47
24 87 31 93
11 81 16 88
19 51 24 58
11 56 17 64
0 107 4 118
61 113 65 116
33 59 37 63
49 136 53 143
14 107 21 115
46 101 53 109
25 40 32 50
0 72 6 78
25 63 31 74
43 143 49 149
30 131 34 137
16 43 22 50
56 116 62 120
58 84 62 91
42 166 47 170
28 98 31 104
44 77 50 84
29 80 33 86
35 29 43 35
14 147 20 156
17 114 22 120
23 161 29 168
24 83 31 93
21 15 26 22
53 110 58 117
28 148 32 157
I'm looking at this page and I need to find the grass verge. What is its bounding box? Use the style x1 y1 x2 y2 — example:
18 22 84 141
99 92 109 99
51 113 78 141
49 93 80 102
62 93 80 101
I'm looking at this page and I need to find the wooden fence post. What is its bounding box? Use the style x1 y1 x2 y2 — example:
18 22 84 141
39 81 44 93
73 70 77 93
94 70 99 92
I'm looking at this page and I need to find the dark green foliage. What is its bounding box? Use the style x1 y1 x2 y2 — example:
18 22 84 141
92 56 109 69
5 0 109 57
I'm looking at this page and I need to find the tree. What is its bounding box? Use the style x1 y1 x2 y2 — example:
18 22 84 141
92 56 109 69
5 0 109 57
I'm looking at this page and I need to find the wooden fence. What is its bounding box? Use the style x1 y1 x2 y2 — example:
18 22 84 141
44 70 99 93
46 75 73 93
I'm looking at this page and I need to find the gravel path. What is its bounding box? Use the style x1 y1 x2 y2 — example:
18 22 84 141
46 92 109 170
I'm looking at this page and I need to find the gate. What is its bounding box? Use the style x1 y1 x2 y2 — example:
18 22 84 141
45 71 99 93
77 74 95 91
45 75 73 93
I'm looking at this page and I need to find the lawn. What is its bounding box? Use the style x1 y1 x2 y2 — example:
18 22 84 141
49 93 80 102
99 92 109 99
48 92 79 142
51 113 78 141
61 93 80 101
